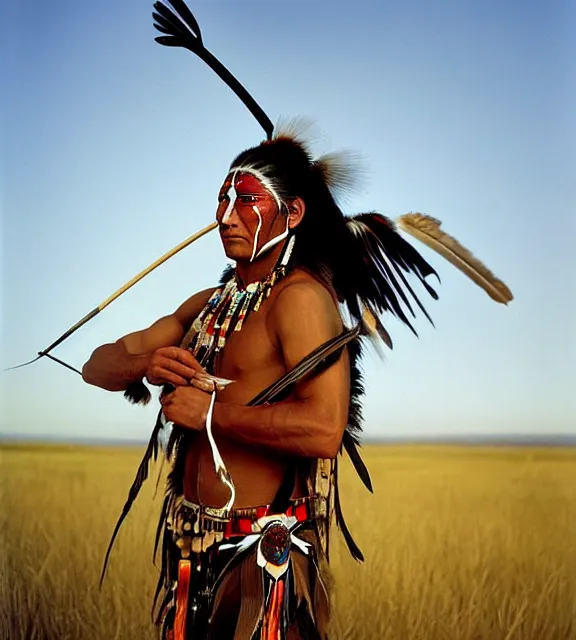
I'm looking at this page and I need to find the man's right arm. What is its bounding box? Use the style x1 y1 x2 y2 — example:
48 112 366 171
81 287 216 392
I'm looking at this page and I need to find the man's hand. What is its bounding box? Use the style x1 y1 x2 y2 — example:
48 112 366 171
145 346 206 387
160 386 213 431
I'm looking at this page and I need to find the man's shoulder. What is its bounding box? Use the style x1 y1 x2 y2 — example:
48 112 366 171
275 268 336 302
271 269 342 327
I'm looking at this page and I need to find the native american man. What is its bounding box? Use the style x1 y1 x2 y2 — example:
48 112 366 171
83 134 355 639
82 124 512 640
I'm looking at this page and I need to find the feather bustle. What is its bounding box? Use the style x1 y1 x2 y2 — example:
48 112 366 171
346 215 438 336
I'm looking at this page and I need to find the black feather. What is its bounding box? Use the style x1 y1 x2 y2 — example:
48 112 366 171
347 217 422 335
356 213 440 300
99 408 165 586
342 431 372 493
338 213 440 342
153 5 185 34
123 380 152 405
219 263 236 285
152 495 173 617
152 36 179 48
152 12 182 37
153 1 201 48
247 325 361 406
162 0 203 41
384 256 436 326
345 331 365 444
151 0 274 139
152 22 172 36
153 493 170 563
334 459 364 561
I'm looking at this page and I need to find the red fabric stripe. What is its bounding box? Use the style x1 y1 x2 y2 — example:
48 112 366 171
173 560 191 640
256 505 269 519
220 499 313 539
263 578 285 640
237 518 253 534
295 503 308 521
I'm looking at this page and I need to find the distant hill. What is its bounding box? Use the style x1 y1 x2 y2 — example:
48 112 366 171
2 432 575 448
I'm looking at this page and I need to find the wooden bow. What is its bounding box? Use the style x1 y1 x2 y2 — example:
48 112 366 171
7 222 218 375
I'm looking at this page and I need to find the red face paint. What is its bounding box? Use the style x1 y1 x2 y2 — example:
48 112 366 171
217 173 275 218
234 173 271 197
216 171 287 262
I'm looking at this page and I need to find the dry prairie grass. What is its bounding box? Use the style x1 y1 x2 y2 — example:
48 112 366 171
1 443 574 640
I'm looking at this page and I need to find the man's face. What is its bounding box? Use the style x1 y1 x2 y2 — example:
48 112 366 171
216 171 287 262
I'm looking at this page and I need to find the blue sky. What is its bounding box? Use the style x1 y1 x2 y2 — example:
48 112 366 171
3 0 575 441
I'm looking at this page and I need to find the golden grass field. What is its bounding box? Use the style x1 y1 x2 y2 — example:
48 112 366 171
1 443 574 640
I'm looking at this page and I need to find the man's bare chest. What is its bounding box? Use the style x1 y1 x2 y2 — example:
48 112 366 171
208 308 285 404
213 308 277 374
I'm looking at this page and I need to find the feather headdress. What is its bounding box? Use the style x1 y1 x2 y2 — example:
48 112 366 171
151 0 513 344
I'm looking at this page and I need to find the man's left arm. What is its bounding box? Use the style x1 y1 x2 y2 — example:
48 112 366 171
213 282 350 459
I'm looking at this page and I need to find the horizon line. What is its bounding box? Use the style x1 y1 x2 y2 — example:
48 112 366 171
1 432 575 448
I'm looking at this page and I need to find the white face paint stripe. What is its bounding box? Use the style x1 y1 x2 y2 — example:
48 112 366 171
229 164 283 211
249 205 263 263
221 169 238 225
253 214 290 260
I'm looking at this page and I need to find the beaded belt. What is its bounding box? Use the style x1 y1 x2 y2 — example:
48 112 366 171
167 494 325 556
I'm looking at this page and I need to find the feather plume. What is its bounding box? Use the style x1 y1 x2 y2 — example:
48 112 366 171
152 0 274 138
271 115 319 146
313 150 366 204
397 213 513 304
269 116 366 204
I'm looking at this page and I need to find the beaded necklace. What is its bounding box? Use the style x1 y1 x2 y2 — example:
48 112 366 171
185 235 295 373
